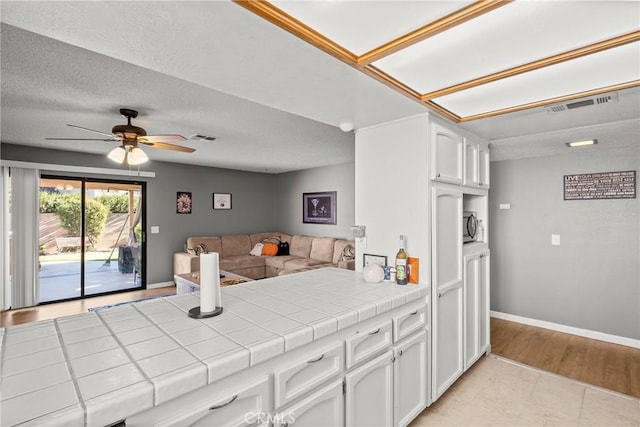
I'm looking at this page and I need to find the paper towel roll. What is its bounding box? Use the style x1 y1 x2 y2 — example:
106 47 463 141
199 252 221 313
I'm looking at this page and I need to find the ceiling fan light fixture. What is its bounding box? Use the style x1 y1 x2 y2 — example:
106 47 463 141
127 146 149 165
108 146 127 163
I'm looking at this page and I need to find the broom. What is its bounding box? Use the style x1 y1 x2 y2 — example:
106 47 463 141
97 217 129 272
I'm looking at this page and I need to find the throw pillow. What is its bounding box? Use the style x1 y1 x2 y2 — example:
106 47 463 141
262 242 278 256
340 244 355 262
187 243 209 256
250 243 264 256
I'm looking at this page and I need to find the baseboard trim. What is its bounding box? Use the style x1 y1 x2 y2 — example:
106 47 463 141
147 281 175 290
491 311 640 349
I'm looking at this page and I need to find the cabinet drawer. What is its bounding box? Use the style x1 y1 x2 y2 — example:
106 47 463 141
274 342 344 409
393 304 427 343
275 379 344 427
127 376 270 427
345 320 392 369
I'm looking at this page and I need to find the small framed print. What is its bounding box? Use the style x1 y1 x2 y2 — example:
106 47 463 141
176 192 192 214
363 253 387 268
213 193 232 210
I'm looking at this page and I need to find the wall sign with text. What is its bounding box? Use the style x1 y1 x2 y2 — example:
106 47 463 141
564 170 636 200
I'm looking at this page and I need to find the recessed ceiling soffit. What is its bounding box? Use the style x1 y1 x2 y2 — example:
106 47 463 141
235 0 640 123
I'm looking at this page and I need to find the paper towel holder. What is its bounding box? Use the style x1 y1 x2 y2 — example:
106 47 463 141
188 306 223 319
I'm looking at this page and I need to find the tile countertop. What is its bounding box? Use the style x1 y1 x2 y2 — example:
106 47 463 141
0 268 428 426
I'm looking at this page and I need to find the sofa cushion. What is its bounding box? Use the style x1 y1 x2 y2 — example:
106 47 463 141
221 235 252 257
264 255 303 270
332 240 356 264
290 235 314 258
186 237 222 255
284 258 333 270
219 255 266 272
249 232 292 247
310 237 337 263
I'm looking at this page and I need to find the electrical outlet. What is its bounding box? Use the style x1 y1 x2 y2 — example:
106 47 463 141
551 234 560 245
356 237 367 247
499 203 511 210
151 226 160 234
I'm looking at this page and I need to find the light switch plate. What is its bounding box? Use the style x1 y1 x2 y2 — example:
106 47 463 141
151 226 160 234
551 234 560 245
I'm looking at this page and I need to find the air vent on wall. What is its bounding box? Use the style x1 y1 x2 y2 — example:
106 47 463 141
546 93 618 113
189 134 217 142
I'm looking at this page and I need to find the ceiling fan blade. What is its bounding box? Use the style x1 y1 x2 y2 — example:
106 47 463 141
67 124 115 137
139 140 195 153
45 137 117 141
139 134 188 143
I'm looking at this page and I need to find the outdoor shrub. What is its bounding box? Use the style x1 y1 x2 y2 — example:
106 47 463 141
39 191 62 213
95 194 132 213
56 195 108 243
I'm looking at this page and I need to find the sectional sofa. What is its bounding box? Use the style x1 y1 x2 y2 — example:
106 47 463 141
173 232 355 280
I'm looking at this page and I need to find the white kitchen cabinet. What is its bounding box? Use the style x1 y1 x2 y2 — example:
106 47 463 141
393 303 427 343
464 250 490 370
431 122 463 185
464 139 490 189
463 139 480 187
138 375 271 427
431 186 464 401
274 342 344 409
433 284 464 401
345 350 394 427
345 320 393 369
275 379 344 427
479 144 490 188
393 331 428 427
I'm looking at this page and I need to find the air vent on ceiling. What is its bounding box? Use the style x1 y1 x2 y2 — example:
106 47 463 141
546 93 618 113
189 134 217 142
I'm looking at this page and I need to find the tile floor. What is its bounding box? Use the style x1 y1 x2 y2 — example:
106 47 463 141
411 355 640 427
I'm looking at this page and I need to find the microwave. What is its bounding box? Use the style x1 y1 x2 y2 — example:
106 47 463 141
463 211 478 243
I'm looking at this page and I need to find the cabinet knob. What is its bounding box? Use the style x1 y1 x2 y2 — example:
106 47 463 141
479 182 484 186
398 349 404 357
436 173 441 178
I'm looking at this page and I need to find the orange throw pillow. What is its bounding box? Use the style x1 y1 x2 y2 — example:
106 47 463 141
262 242 278 256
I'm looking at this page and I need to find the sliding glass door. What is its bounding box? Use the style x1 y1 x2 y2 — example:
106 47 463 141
39 177 145 303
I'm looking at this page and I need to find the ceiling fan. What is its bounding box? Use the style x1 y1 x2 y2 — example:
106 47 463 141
46 108 195 165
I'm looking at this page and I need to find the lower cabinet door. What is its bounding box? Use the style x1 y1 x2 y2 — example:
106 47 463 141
394 331 428 427
275 379 344 427
345 350 394 427
433 284 464 401
186 376 270 427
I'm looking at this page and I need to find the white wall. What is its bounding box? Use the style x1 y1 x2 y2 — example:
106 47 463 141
355 114 431 276
490 145 640 340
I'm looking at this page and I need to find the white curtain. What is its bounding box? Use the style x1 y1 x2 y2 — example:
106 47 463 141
8 167 40 308
1 167 10 310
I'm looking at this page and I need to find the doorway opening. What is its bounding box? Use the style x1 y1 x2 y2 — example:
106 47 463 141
38 177 145 303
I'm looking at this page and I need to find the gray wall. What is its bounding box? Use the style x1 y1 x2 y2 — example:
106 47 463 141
2 144 278 284
274 162 355 239
489 145 640 340
2 144 357 285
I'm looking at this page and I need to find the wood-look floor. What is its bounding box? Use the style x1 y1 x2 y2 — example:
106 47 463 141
3 292 638 400
0 286 176 327
491 316 640 399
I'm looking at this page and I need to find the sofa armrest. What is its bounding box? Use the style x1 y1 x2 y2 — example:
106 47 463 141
337 259 356 271
173 252 200 276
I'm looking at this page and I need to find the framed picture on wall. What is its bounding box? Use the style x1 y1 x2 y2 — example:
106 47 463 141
363 253 387 267
213 193 232 210
303 191 336 224
176 192 192 214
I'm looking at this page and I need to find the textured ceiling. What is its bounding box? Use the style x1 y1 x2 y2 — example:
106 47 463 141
1 1 638 170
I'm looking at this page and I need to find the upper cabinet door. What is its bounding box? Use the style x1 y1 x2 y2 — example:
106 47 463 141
463 140 480 187
479 145 490 188
431 123 463 185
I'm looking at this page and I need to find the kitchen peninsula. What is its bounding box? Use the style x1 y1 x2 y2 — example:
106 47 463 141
0 268 429 426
